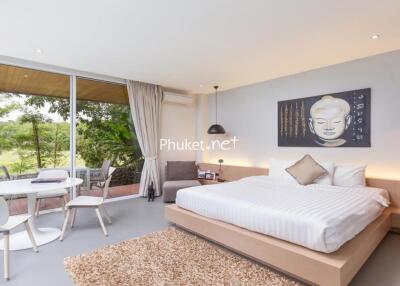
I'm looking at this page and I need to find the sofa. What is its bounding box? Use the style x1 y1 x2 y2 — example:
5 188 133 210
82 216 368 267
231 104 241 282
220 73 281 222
163 161 201 203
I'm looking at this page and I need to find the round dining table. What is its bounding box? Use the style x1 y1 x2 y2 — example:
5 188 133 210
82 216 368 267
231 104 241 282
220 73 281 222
0 178 83 250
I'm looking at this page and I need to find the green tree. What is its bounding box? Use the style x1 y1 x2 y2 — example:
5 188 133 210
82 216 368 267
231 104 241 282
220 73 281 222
0 93 21 153
9 149 35 174
0 93 19 118
2 93 142 172
19 112 46 168
76 105 143 169
0 122 19 150
0 93 70 173
25 95 143 169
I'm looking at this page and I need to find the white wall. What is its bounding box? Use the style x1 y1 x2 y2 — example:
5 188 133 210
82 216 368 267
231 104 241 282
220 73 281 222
160 97 197 180
195 94 209 163
206 50 400 179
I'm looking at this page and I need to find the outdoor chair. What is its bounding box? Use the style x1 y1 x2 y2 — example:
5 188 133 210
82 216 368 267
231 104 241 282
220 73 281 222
89 160 111 190
0 166 27 202
35 170 69 217
60 167 115 240
0 197 38 280
0 166 11 181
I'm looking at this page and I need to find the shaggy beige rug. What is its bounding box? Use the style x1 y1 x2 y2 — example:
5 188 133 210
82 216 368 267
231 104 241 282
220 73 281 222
64 228 303 286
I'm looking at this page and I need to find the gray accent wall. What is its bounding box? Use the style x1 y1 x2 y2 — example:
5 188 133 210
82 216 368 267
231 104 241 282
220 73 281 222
206 50 400 179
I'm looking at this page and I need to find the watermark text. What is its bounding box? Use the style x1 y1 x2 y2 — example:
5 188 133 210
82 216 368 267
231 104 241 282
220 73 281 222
160 136 238 151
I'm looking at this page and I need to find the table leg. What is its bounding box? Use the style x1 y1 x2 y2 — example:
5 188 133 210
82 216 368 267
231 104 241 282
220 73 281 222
0 193 61 251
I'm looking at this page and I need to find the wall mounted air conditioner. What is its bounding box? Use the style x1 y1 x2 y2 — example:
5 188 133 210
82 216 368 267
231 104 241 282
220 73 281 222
163 92 194 105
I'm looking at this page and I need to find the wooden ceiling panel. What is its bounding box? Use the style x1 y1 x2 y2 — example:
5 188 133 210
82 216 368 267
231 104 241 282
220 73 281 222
77 78 128 104
0 64 69 98
0 64 128 105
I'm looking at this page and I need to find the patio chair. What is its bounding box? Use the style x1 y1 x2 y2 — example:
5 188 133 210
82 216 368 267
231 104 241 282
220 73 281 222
89 160 111 190
0 166 27 203
60 167 115 240
0 166 10 181
35 170 69 217
0 197 38 280
1 166 11 202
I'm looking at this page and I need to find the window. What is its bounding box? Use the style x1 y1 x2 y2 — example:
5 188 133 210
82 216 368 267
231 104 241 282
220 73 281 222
0 64 141 214
76 77 143 198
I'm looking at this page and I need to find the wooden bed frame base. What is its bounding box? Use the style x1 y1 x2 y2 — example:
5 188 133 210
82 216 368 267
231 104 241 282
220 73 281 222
165 204 392 286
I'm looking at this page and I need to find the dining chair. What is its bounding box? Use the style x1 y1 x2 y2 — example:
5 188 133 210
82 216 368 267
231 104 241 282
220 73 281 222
60 167 115 240
0 166 11 181
0 197 38 280
35 169 69 217
89 160 111 190
1 166 14 204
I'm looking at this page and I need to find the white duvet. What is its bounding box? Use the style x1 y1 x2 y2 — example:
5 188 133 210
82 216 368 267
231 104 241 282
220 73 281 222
176 176 389 253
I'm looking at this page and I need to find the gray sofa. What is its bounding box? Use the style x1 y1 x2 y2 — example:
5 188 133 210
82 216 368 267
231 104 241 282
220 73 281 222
163 161 201 203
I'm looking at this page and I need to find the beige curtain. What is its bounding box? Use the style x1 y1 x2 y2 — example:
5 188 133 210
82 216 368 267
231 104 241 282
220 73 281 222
126 80 163 196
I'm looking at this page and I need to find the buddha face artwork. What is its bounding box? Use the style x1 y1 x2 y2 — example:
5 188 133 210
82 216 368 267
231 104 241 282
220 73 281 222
277 89 370 147
308 96 352 147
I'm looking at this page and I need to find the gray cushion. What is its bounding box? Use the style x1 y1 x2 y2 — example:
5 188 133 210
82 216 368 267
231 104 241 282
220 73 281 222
166 161 197 181
163 180 201 202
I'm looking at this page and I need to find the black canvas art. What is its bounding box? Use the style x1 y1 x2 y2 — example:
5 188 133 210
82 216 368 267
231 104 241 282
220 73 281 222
278 88 371 147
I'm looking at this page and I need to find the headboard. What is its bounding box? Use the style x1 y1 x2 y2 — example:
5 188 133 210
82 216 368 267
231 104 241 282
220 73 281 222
198 163 400 207
198 163 267 181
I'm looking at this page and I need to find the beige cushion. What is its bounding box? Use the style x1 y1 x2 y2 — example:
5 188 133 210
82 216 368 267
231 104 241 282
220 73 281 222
286 155 328 185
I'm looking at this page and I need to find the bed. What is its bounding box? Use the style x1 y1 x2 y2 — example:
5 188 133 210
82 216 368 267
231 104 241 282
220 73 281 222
165 165 398 286
175 176 389 253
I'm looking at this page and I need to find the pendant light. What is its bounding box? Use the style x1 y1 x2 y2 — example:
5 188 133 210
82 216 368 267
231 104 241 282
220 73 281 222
207 85 226 134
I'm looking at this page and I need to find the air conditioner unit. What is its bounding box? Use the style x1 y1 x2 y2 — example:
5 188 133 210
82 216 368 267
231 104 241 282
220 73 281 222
163 92 194 105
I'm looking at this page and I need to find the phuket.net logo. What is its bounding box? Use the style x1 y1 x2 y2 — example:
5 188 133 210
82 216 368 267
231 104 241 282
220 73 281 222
160 136 238 151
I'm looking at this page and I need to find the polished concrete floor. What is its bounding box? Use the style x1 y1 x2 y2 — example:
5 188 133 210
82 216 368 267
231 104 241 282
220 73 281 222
2 197 400 286
8 184 140 215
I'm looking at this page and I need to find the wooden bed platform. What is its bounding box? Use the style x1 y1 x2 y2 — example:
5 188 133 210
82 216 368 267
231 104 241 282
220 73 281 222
164 163 400 286
166 204 392 286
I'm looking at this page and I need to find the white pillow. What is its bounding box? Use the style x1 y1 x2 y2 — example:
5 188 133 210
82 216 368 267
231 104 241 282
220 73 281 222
268 159 298 183
269 158 335 185
314 162 335 185
333 165 366 187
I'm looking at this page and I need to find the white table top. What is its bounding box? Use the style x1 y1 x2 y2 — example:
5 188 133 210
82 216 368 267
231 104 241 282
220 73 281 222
0 178 83 195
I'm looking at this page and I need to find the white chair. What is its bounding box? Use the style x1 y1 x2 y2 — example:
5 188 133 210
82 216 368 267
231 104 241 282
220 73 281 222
0 197 38 280
60 168 115 240
89 160 111 190
35 170 69 217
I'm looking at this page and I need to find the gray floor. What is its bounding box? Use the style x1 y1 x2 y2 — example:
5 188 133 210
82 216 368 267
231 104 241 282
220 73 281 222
2 197 400 286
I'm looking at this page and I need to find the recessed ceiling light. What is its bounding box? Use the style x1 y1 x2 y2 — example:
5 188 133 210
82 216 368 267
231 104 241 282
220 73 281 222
23 74 28 78
371 34 380 40
35 48 42 54
199 84 204 88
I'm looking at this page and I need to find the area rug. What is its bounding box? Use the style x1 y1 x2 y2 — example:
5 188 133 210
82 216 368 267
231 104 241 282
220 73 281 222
64 228 303 286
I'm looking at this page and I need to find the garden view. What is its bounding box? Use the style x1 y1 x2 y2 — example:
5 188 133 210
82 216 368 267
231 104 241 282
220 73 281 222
0 91 143 185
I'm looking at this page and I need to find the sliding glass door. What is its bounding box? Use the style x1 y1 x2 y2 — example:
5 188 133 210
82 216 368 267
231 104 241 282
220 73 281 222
76 77 143 198
0 63 141 214
0 64 71 213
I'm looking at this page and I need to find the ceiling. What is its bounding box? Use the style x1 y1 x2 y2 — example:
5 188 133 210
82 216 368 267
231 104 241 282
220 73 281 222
0 0 399 94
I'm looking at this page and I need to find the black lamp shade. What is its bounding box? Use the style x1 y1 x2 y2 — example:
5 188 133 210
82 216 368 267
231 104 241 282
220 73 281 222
207 124 226 134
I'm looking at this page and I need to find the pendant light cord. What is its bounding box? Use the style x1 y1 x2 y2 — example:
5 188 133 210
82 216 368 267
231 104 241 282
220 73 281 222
214 85 218 124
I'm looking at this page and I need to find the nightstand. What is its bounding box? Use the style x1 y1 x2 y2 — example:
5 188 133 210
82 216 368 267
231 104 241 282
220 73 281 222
199 179 227 185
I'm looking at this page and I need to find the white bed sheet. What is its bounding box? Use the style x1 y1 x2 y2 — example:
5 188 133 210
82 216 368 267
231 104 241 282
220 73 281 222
175 176 389 253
